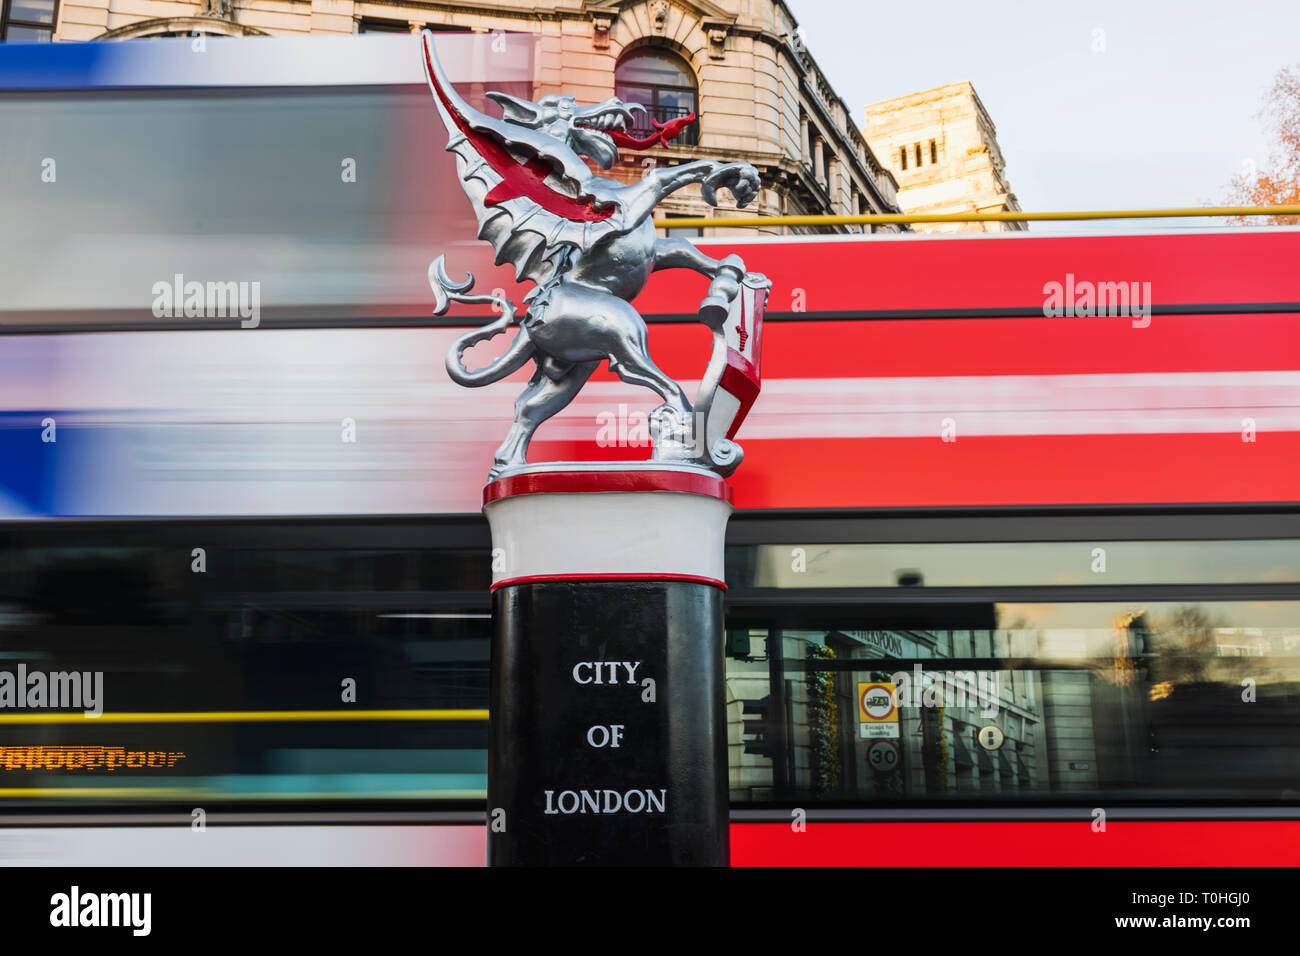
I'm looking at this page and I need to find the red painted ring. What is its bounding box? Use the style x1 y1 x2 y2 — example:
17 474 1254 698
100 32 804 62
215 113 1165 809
483 469 733 505
490 572 727 592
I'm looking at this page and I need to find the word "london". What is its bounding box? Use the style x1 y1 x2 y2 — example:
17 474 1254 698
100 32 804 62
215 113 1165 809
0 665 102 717
544 789 667 814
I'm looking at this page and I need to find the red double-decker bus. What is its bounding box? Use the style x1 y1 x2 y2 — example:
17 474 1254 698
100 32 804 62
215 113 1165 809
2 36 1299 866
675 229 1300 866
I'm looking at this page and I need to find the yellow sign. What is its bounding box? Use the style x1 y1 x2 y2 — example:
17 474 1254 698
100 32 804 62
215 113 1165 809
857 682 900 739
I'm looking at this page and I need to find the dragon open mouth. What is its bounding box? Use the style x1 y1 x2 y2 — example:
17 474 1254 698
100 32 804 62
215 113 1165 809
574 106 641 152
575 111 632 137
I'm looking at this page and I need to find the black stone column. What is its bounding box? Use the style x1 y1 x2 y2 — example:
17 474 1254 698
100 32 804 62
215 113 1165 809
487 580 729 866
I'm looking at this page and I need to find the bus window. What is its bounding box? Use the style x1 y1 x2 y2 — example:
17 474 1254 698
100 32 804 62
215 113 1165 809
726 602 1300 806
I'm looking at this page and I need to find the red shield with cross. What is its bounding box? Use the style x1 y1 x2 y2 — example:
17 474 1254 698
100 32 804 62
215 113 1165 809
708 274 769 446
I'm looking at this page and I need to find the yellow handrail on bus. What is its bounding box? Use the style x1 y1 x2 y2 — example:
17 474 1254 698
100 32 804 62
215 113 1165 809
0 709 489 725
652 205 1300 230
0 787 201 799
0 788 486 799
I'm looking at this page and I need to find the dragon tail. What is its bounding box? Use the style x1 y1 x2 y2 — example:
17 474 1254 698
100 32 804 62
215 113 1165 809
430 255 535 387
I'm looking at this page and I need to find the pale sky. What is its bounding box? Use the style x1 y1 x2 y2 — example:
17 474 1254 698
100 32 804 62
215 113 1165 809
792 0 1300 232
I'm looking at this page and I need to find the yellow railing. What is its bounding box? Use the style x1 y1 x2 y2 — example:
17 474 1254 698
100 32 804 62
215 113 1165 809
0 788 485 799
652 205 1300 230
0 709 489 725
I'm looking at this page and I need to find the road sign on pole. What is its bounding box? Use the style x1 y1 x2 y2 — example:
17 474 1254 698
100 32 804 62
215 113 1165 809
866 738 900 773
857 682 900 739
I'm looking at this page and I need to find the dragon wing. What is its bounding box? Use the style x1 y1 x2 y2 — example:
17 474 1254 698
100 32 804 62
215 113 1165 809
421 31 627 290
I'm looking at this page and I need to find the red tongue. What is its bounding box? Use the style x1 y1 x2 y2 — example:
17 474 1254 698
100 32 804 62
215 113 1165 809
607 112 697 150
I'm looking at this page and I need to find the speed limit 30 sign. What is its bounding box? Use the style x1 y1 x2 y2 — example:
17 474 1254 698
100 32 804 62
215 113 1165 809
866 738 900 773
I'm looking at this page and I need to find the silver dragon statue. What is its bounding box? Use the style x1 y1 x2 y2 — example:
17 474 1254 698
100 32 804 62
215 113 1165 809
421 31 770 480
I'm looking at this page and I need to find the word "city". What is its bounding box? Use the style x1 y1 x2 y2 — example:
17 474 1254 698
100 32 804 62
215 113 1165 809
572 661 641 684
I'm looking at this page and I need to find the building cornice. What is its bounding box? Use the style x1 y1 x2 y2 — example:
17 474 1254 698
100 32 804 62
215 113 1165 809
796 73 897 212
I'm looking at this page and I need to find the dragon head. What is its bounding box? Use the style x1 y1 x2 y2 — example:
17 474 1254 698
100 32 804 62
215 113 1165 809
487 92 645 170
422 30 696 218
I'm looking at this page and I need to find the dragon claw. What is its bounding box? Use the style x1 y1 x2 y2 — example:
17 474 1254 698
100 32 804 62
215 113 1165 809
702 162 761 209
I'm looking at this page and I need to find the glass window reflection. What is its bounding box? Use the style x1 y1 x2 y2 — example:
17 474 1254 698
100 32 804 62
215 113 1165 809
726 602 1300 805
730 539 1300 589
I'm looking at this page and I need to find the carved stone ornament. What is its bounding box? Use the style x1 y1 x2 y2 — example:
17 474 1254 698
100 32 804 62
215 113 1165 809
700 16 732 59
420 31 770 480
199 0 234 20
650 0 669 34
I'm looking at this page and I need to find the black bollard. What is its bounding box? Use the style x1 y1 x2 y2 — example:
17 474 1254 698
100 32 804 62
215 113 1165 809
483 467 732 866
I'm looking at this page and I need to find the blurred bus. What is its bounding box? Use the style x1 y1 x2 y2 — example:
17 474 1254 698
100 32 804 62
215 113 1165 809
3 34 1300 865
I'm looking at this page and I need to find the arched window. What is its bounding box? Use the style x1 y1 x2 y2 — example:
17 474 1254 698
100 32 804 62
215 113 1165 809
615 47 699 147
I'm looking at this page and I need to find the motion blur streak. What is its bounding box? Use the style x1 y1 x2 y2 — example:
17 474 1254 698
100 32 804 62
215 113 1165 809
0 709 489 724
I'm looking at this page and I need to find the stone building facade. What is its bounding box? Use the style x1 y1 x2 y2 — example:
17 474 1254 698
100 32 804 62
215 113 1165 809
43 0 902 235
863 81 1024 233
